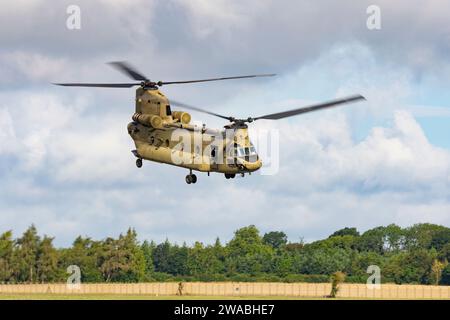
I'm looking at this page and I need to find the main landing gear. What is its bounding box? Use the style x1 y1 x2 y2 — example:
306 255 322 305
224 173 236 179
132 150 142 168
186 170 197 184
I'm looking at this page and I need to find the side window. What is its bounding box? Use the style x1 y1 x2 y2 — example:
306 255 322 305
166 105 172 116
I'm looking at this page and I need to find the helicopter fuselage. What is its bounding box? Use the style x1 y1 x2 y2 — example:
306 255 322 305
127 88 262 177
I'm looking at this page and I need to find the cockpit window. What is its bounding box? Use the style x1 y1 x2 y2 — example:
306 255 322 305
236 145 257 158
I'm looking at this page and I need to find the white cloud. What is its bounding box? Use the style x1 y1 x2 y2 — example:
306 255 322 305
0 108 16 154
175 0 270 39
0 92 86 169
1 56 449 246
1 3 450 245
2 91 449 245
263 109 450 195
0 52 68 85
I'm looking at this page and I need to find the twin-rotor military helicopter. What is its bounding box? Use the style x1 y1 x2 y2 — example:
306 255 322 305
54 62 365 184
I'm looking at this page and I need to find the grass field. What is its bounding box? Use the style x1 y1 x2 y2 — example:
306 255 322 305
0 293 329 300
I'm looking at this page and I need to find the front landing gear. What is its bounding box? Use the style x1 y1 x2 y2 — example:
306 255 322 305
185 170 197 184
136 158 142 168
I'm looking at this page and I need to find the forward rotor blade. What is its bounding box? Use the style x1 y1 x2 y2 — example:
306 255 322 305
254 94 366 120
170 100 232 121
53 82 139 88
160 74 276 86
108 61 148 81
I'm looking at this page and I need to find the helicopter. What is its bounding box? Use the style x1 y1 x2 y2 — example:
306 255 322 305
54 62 365 184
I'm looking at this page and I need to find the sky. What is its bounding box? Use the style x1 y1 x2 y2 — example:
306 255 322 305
0 0 450 247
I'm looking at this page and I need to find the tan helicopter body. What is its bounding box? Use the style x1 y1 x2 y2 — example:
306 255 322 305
55 61 365 184
128 87 261 183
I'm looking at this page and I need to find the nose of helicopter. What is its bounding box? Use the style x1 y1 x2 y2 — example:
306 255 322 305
240 158 263 172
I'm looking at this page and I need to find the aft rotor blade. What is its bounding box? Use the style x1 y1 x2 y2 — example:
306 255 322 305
160 74 276 86
108 61 148 81
170 100 232 121
53 82 139 88
254 94 366 120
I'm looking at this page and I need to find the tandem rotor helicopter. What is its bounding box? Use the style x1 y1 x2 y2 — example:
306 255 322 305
54 62 365 184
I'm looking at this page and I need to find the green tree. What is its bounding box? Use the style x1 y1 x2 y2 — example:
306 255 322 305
187 242 224 276
99 229 145 282
430 229 450 251
59 236 103 282
350 251 384 277
384 249 434 284
13 225 40 283
168 244 189 275
271 251 293 276
329 227 360 238
357 224 404 254
312 235 358 251
430 259 448 285
227 225 271 256
296 247 353 275
383 224 405 252
357 227 386 254
120 228 146 281
441 264 450 285
212 237 226 263
0 231 14 282
438 243 450 262
141 240 155 279
404 223 448 250
153 240 171 273
36 236 59 282
263 231 288 249
226 226 274 274
0 223 448 285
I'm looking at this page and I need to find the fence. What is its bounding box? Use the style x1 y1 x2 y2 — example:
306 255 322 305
0 282 449 299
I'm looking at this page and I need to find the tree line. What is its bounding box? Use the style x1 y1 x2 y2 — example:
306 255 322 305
0 223 449 285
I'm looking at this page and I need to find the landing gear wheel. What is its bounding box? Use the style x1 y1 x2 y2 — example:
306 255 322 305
185 174 197 184
136 158 142 168
225 173 235 179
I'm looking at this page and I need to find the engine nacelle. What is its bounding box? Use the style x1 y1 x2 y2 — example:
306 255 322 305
132 113 163 128
172 111 191 124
